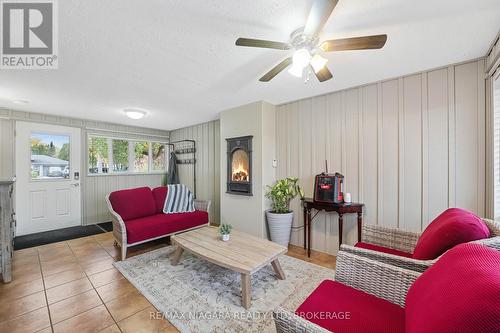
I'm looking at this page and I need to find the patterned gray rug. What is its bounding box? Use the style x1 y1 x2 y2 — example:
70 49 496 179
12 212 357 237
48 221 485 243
114 246 334 333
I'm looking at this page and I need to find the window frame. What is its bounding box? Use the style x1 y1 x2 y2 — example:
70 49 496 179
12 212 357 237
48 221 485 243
86 133 168 177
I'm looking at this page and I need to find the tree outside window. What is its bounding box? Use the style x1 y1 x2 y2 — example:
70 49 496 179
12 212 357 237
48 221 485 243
152 142 166 171
88 137 109 174
112 139 129 172
134 142 149 172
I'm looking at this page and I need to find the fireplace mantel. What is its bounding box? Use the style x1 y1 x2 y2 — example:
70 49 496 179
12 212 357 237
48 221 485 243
226 135 253 195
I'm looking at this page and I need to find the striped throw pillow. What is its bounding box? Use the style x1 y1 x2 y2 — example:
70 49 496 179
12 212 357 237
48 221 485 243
163 184 195 214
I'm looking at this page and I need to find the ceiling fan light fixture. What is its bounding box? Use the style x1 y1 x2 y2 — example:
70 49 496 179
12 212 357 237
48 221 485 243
310 54 328 73
288 63 304 78
292 48 311 69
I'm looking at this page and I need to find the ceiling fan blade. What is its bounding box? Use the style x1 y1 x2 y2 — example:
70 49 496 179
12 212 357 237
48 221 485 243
259 57 293 82
320 34 387 52
314 66 333 82
303 0 339 37
235 38 291 50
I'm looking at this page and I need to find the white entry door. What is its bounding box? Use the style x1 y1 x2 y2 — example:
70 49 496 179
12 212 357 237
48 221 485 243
15 122 82 235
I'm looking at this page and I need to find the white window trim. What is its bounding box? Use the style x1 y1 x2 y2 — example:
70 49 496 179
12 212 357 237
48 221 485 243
87 133 168 177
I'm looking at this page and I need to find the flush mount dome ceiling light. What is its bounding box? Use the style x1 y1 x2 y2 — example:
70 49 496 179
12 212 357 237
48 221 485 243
12 99 29 105
235 0 388 83
124 108 147 120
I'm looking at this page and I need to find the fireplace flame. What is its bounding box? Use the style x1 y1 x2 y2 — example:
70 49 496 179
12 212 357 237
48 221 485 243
232 162 249 182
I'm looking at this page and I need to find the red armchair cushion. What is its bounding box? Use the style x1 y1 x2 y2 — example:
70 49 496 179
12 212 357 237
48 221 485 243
109 187 157 221
124 210 208 244
412 208 489 260
152 186 168 214
406 243 500 333
354 242 412 258
295 280 405 333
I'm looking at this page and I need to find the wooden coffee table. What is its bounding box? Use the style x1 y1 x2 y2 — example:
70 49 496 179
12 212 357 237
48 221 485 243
170 226 287 309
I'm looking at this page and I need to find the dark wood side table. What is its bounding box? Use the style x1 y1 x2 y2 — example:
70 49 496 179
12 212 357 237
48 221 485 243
302 198 364 257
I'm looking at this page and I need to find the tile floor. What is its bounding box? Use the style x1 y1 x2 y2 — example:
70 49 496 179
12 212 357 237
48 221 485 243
1 232 336 333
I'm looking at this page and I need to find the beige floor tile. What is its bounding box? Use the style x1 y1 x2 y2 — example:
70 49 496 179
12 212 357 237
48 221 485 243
36 328 52 333
13 247 38 259
106 290 151 322
81 257 116 275
42 261 81 277
52 304 115 333
11 264 43 284
0 306 50 333
89 267 123 288
0 291 46 323
43 266 86 289
118 306 171 333
49 289 102 324
46 277 93 304
75 249 112 265
12 254 40 267
96 278 136 303
98 324 122 333
0 278 44 301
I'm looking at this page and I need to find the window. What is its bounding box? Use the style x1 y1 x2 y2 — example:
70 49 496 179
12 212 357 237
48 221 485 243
134 141 149 172
112 139 129 172
87 135 167 175
88 137 109 174
31 133 70 180
152 142 166 171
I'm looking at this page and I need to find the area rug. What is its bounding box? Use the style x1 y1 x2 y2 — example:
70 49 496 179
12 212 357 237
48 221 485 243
114 246 334 332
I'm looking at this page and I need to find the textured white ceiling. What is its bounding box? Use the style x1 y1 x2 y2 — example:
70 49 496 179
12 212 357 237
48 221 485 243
0 0 499 130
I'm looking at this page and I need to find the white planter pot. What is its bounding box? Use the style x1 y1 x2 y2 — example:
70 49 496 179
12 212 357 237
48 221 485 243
221 234 230 242
266 210 293 247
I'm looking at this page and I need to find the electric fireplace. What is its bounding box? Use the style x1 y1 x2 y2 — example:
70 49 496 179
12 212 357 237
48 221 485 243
226 136 253 195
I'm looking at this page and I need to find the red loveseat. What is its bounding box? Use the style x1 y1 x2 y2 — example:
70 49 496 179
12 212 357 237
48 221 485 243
106 186 210 260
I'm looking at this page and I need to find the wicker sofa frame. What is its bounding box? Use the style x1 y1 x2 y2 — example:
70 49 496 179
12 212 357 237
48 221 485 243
105 194 211 261
273 250 422 333
341 218 500 272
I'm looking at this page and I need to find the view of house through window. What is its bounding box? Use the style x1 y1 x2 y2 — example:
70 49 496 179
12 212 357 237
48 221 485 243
31 133 70 180
88 135 167 175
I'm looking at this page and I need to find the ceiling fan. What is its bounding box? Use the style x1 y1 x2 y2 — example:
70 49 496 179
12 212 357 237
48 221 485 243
235 0 387 83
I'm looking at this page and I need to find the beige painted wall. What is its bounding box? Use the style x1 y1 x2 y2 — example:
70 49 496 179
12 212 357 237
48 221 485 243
276 59 486 255
169 120 221 224
220 101 276 238
0 109 169 226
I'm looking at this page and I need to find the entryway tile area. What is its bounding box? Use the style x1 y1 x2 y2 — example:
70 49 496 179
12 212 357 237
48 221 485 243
2 232 336 332
1 232 176 333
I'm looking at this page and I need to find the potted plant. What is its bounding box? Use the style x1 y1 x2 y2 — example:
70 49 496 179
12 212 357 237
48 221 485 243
265 177 304 247
219 224 233 241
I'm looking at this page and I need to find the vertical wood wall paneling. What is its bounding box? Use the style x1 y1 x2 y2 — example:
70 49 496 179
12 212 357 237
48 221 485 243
169 120 220 224
277 59 487 255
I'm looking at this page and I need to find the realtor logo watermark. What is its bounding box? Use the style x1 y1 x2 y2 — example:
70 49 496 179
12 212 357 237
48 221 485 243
0 0 58 69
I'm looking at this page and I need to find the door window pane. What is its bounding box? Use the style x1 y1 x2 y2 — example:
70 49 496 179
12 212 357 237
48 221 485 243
88 137 109 174
31 133 70 180
134 141 149 172
112 139 129 172
152 143 166 171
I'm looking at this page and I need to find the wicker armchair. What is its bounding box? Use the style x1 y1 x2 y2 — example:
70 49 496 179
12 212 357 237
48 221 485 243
274 250 421 333
342 218 500 272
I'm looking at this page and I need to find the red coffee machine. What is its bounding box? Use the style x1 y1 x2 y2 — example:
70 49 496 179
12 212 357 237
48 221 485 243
313 161 344 204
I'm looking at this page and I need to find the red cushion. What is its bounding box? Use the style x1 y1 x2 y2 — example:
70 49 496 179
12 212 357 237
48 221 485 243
354 242 413 258
412 208 490 260
125 210 208 244
152 186 168 214
109 187 156 221
406 243 500 333
295 280 405 333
